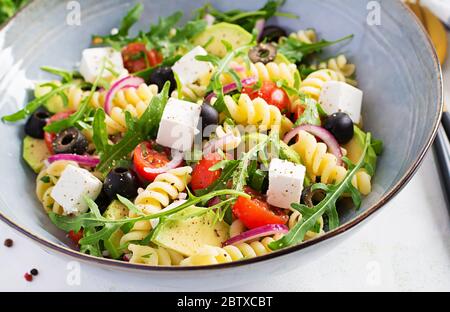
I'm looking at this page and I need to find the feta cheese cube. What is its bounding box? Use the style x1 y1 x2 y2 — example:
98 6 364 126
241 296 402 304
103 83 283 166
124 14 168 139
79 47 127 84
51 165 103 215
319 81 363 124
171 46 213 85
156 98 201 151
267 158 306 209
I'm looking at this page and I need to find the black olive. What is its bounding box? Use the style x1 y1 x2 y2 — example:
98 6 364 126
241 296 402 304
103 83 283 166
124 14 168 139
103 167 139 200
95 190 111 214
52 127 88 155
260 25 287 42
200 103 219 132
148 66 176 93
301 186 326 207
324 112 354 144
248 43 278 64
24 108 51 139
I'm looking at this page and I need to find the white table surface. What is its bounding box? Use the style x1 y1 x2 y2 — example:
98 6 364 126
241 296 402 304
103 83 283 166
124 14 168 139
1 34 450 293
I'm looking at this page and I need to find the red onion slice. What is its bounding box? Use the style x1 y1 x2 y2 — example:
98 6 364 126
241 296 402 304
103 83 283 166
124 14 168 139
202 133 236 155
255 18 266 42
205 77 257 104
104 76 144 115
224 224 289 246
283 125 343 166
204 13 216 26
47 154 100 167
143 150 184 175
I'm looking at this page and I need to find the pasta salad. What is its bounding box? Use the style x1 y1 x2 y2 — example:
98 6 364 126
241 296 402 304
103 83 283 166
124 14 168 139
3 1 382 266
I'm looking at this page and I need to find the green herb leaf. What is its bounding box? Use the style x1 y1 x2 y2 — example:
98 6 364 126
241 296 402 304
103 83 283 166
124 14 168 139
2 83 72 122
94 81 170 175
194 0 293 33
118 3 144 37
269 132 372 250
40 66 74 83
278 34 354 64
44 58 107 133
294 97 321 126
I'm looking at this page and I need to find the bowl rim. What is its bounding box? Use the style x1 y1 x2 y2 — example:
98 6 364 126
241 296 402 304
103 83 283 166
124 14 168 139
0 0 444 271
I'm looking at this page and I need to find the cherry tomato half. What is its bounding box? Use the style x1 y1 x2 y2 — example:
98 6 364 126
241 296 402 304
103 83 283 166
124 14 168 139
68 229 83 245
190 152 223 191
242 81 291 113
44 111 74 154
133 141 173 182
233 189 288 229
122 43 163 73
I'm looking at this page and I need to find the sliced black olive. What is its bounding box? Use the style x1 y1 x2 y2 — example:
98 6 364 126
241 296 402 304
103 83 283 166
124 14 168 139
301 186 326 207
24 108 51 139
324 112 354 144
103 167 139 200
52 127 88 155
248 43 278 64
148 66 176 93
200 103 219 132
260 25 287 42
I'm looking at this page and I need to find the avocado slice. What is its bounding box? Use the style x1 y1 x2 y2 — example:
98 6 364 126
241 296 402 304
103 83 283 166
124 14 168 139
152 207 229 256
193 22 253 57
343 126 379 175
102 200 129 259
103 200 129 220
34 82 65 113
23 136 51 173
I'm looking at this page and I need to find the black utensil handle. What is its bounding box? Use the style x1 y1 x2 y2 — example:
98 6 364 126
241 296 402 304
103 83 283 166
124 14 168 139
441 111 450 139
433 125 450 206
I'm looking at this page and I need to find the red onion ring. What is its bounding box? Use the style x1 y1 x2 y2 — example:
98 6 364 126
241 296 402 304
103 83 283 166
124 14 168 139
104 76 144 115
202 133 236 155
224 224 289 246
143 150 184 175
283 125 343 166
255 18 266 42
47 154 100 167
205 77 257 104
204 13 215 26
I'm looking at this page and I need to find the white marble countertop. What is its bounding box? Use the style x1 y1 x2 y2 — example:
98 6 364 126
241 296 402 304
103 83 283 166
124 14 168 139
1 35 450 293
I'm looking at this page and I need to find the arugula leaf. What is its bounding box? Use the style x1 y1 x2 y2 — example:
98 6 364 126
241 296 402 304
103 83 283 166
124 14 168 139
49 188 250 251
195 0 294 33
196 41 253 113
79 226 103 257
269 133 372 250
92 3 143 48
294 97 321 126
278 34 354 64
118 3 144 37
40 66 74 83
94 81 170 175
2 83 73 122
44 58 107 133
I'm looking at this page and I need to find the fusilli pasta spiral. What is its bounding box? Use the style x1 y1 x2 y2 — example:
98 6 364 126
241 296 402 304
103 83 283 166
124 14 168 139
211 124 242 151
311 55 357 86
300 69 345 101
106 83 159 133
128 244 185 266
289 130 371 194
224 94 294 133
222 61 298 88
36 160 79 214
287 29 317 44
288 211 324 240
180 234 284 266
229 219 246 238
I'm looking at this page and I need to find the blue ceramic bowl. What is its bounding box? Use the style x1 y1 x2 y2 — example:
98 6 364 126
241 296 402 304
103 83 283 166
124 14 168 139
0 0 442 286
